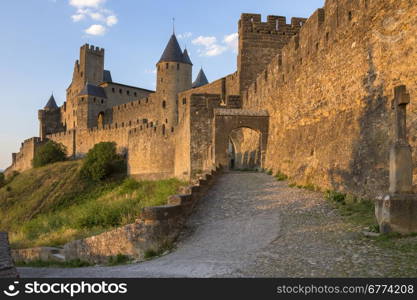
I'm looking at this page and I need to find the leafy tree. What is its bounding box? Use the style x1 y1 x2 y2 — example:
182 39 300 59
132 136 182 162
80 142 124 181
33 141 67 168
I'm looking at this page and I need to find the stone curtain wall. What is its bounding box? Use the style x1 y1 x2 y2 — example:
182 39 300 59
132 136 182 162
242 0 417 197
188 72 240 103
127 125 176 180
4 137 42 176
109 94 160 126
46 130 76 157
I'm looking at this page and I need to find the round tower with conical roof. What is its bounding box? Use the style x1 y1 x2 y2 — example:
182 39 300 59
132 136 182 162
38 94 63 140
156 34 192 126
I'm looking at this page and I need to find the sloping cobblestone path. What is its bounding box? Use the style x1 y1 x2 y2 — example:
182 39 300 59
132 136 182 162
19 172 417 277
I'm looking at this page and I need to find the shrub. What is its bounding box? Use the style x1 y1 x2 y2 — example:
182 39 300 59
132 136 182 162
0 172 5 188
80 142 125 181
325 190 347 203
275 171 288 181
107 254 130 266
33 141 67 168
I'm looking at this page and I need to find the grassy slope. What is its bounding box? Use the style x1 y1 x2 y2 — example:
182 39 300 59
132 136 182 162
0 161 185 248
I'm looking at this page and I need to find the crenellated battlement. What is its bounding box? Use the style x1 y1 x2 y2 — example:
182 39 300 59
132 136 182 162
244 0 366 103
81 43 105 56
239 13 306 35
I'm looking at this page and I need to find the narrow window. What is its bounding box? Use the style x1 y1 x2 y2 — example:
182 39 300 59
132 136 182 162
177 63 180 70
348 11 352 21
166 63 169 69
134 92 137 97
112 88 115 93
127 90 130 95
182 98 186 104
162 100 166 108
119 89 122 94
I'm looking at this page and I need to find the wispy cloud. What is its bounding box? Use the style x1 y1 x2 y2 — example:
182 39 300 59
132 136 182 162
192 33 238 56
178 32 192 39
223 33 238 53
69 0 118 36
69 0 106 8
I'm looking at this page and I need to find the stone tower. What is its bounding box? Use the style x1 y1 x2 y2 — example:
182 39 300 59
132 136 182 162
64 44 105 130
156 34 192 126
38 94 63 140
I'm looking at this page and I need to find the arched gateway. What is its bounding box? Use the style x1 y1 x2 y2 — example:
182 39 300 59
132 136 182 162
213 108 269 170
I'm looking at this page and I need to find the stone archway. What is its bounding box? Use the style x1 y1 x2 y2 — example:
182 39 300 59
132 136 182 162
97 112 105 128
213 108 268 169
228 127 261 170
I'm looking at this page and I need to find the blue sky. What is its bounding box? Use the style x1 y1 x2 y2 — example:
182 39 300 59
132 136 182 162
0 0 324 169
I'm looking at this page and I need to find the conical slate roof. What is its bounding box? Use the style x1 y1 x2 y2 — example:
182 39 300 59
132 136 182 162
192 68 209 88
44 94 58 110
158 34 192 65
103 70 112 82
182 49 193 65
78 82 107 98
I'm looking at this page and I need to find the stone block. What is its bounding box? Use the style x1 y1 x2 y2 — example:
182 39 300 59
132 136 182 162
375 194 417 234
141 205 184 221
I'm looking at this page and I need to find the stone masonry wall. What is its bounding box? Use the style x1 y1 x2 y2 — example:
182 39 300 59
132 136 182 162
5 137 42 177
0 232 18 278
242 0 417 197
127 125 176 180
238 13 306 94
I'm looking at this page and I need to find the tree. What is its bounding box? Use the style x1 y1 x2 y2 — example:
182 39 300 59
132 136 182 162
80 142 123 181
33 140 67 168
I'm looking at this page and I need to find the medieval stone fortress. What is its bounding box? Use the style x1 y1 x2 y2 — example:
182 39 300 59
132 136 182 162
1 0 417 278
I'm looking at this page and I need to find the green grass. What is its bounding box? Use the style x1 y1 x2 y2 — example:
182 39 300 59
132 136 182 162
288 182 320 191
16 259 92 268
0 161 186 249
274 171 288 181
324 190 376 228
107 254 131 266
143 241 174 260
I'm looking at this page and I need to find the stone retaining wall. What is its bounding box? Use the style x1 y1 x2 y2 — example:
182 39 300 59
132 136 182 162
12 167 222 264
0 232 18 278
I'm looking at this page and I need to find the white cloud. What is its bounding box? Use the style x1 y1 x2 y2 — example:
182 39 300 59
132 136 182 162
192 34 238 57
71 14 85 22
90 12 104 21
69 0 117 35
223 33 238 53
85 24 106 36
69 0 106 8
178 32 192 39
192 36 226 56
106 15 118 26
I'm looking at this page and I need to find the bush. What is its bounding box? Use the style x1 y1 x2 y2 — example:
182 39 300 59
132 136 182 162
0 173 5 188
33 141 67 168
275 171 288 181
80 142 125 181
325 190 347 203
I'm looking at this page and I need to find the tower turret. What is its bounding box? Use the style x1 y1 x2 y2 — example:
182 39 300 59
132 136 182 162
156 34 192 126
38 94 63 140
192 67 209 88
